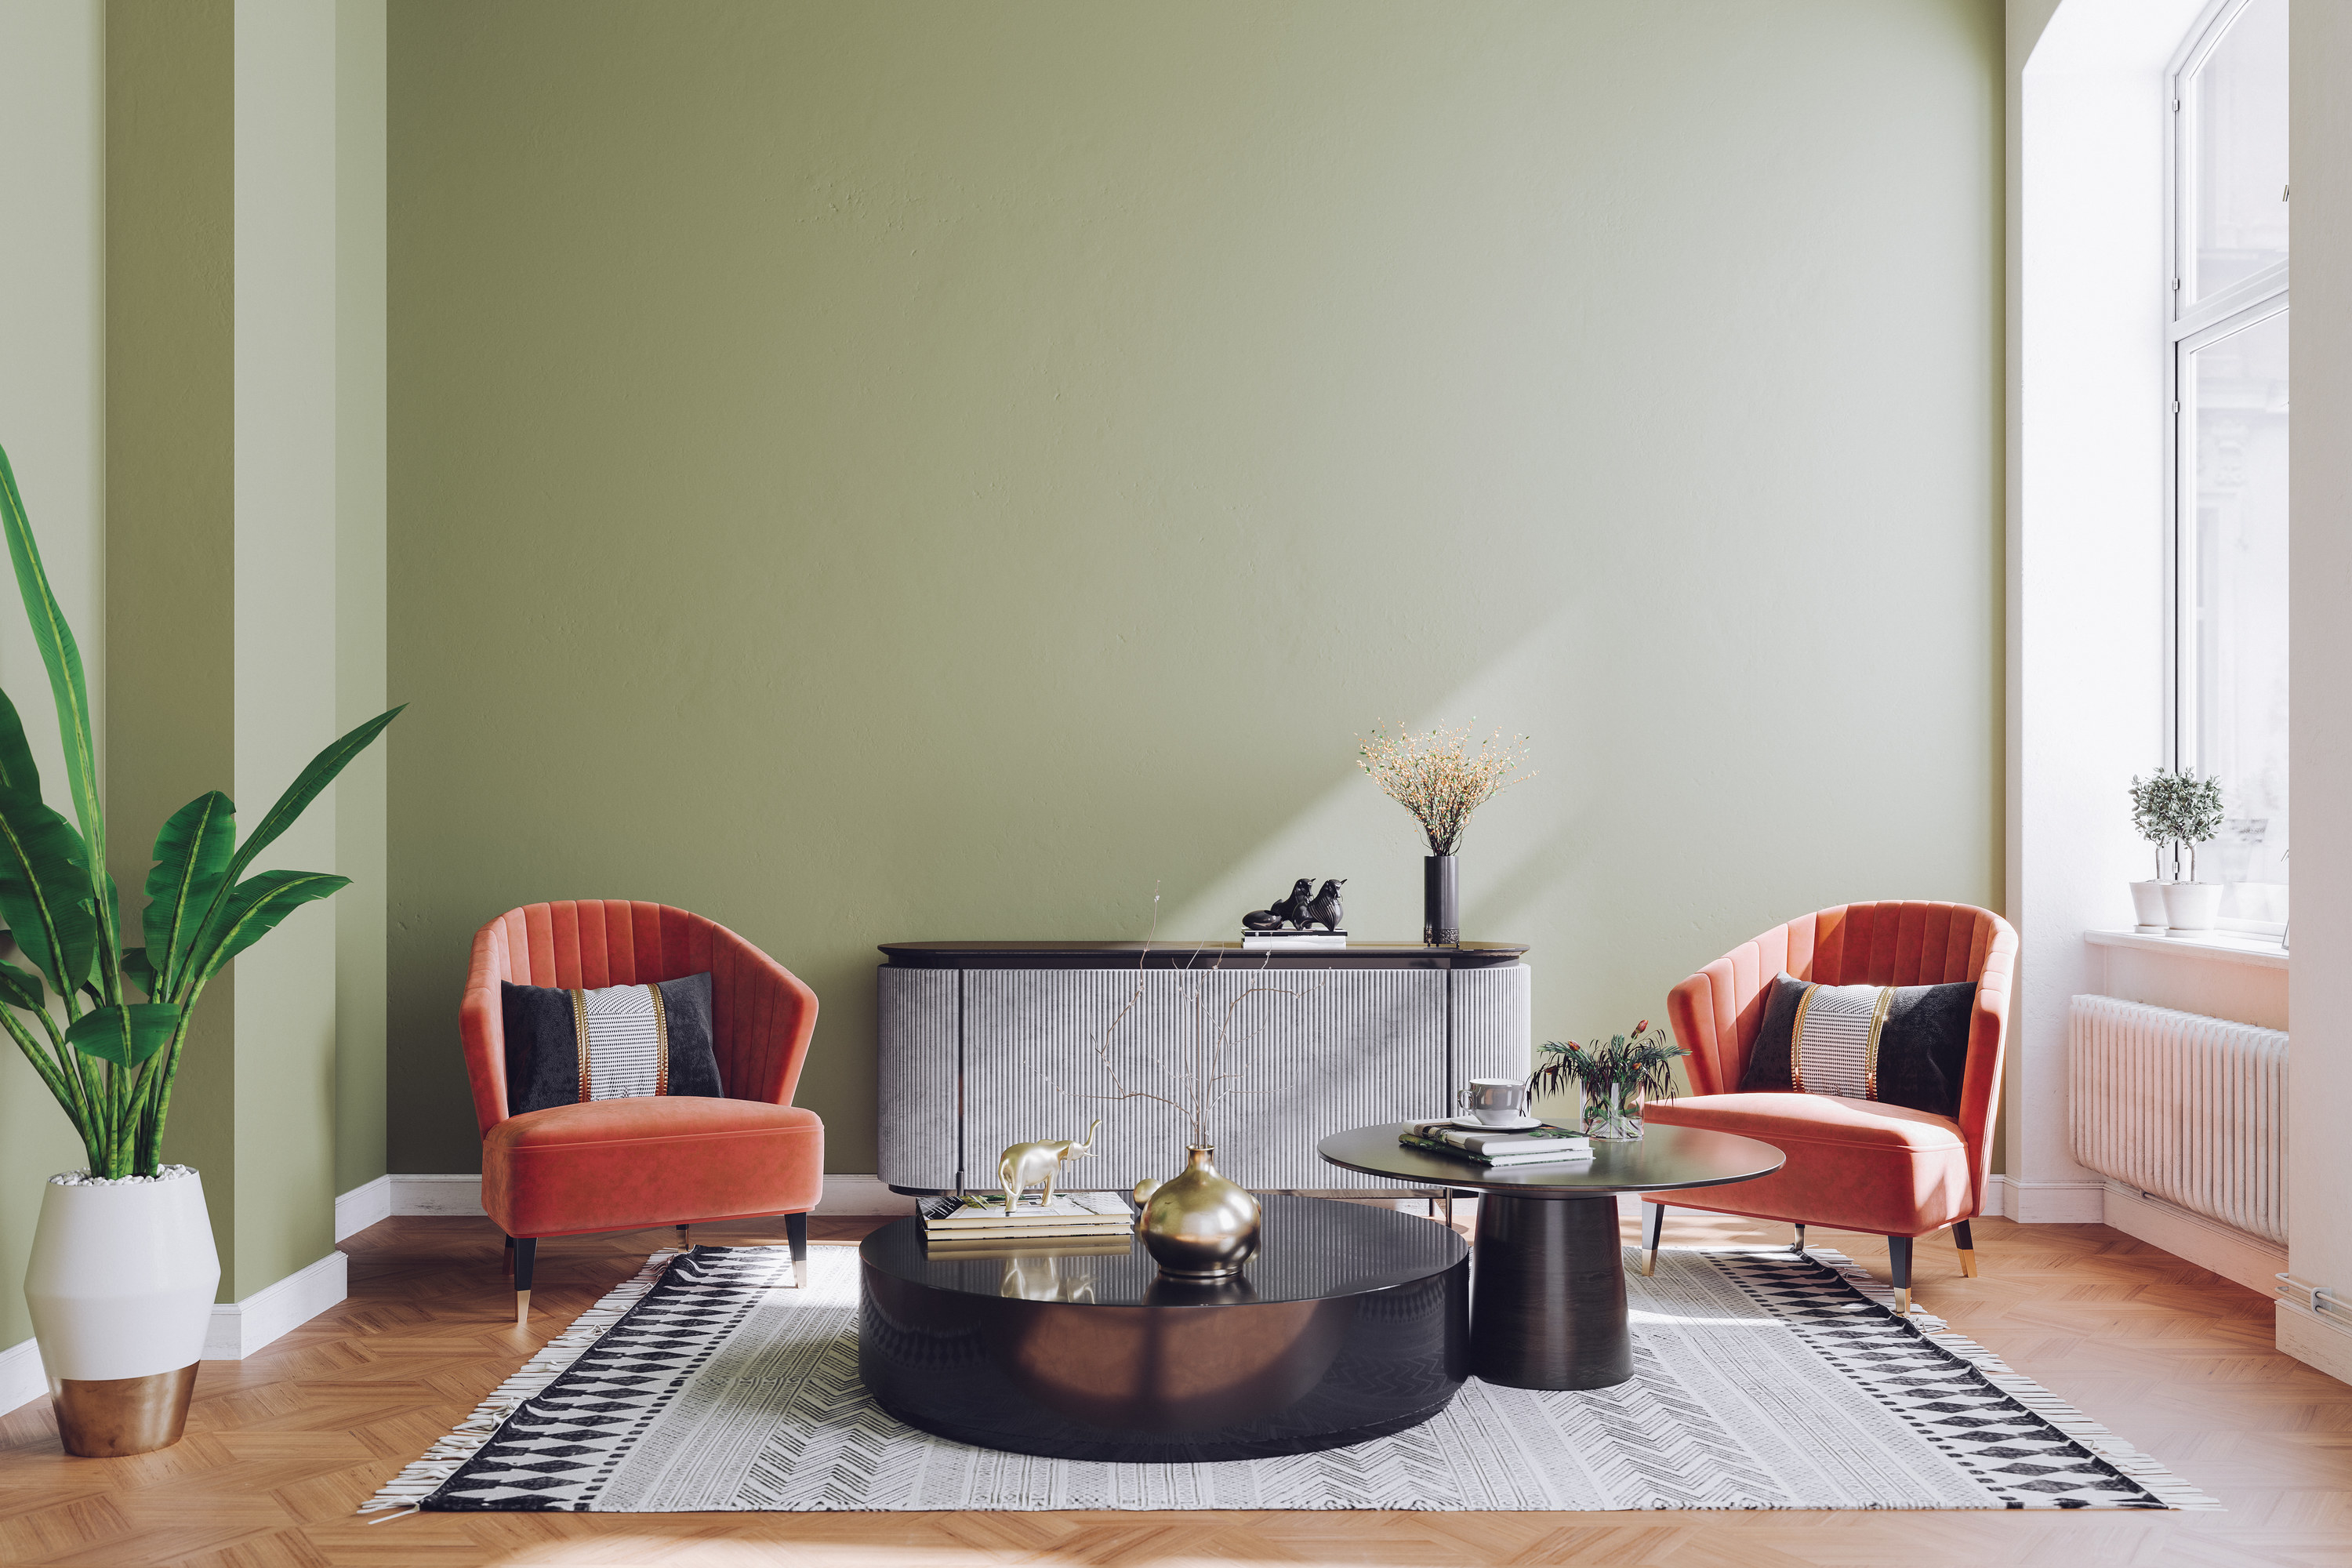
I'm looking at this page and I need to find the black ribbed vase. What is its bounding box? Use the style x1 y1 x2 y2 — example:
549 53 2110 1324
1423 854 1460 946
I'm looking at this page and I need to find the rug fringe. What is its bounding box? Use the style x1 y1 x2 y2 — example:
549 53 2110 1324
1795 1245 2224 1512
356 1247 684 1515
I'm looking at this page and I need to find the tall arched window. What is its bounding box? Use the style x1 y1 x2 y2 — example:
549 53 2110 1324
2171 0 2288 928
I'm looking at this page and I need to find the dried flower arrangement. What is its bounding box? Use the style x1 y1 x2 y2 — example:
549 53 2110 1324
2129 768 2227 880
1357 722 1534 855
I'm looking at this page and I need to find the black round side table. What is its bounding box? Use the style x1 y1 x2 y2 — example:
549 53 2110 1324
858 1193 1468 1461
1317 1123 1783 1392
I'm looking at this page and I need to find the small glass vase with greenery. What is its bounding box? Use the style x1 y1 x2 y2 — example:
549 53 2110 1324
0 444 401 1179
1528 1020 1686 1142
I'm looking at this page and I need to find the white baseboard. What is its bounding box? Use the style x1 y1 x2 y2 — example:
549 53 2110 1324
1991 1175 2105 1223
814 1175 919 1215
0 1335 44 1417
203 1249 348 1360
2100 1181 2283 1298
2277 1298 2352 1385
376 1172 923 1225
387 1173 485 1217
335 1174 391 1242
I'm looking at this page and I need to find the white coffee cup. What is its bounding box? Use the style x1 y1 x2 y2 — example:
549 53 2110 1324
1455 1078 1530 1126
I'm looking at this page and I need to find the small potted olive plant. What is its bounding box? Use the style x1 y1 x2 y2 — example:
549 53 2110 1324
2130 768 2226 935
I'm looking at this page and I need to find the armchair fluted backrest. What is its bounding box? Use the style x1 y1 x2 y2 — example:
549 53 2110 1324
459 900 820 1136
1666 901 2016 1213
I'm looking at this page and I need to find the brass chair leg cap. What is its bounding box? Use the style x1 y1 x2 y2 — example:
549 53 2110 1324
1958 1249 1979 1279
1895 1287 1911 1315
1640 1249 1657 1277
516 1288 532 1325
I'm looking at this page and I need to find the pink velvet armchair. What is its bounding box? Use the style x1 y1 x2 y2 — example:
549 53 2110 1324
1639 901 2016 1312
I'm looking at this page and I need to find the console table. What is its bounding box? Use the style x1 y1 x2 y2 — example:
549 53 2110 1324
876 941 1530 1195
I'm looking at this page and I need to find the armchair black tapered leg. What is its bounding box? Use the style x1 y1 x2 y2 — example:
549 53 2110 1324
676 1224 691 1253
1791 1222 1807 1256
502 1232 515 1277
1888 1234 1913 1315
514 1237 538 1325
1639 1201 1665 1276
1953 1218 1978 1278
786 1211 809 1287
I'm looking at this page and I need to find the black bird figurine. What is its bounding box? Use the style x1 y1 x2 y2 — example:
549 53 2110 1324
1246 878 1316 931
1305 878 1346 932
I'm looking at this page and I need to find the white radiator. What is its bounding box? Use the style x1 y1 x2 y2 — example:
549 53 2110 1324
2069 994 2288 1245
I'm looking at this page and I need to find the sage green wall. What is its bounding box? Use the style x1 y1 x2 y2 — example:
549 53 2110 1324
387 0 2005 1176
336 0 392 1198
107 0 241 1277
0 0 106 1354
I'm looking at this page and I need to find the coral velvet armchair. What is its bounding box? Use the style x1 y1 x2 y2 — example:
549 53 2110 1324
1639 902 2016 1313
460 902 822 1322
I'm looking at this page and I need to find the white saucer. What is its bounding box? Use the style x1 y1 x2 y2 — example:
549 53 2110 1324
1447 1113 1543 1131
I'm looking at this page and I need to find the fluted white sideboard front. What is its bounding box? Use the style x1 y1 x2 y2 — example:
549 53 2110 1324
876 942 1531 1195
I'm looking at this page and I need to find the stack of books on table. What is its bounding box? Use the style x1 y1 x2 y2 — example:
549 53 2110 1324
919 1192 1135 1254
1399 1120 1594 1167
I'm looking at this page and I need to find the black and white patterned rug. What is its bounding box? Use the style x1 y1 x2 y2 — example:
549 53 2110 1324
361 1242 2216 1514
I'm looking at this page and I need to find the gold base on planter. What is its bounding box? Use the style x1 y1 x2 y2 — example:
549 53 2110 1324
54 1363 199 1457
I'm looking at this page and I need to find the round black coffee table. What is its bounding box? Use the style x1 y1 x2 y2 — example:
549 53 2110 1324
858 1193 1467 1461
1318 1123 1783 1392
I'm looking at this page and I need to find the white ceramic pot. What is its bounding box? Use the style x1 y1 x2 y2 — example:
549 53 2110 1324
24 1165 220 1457
2161 880 2224 935
2129 880 2169 932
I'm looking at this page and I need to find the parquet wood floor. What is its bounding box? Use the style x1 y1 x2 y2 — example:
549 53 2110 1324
2 1206 2347 1567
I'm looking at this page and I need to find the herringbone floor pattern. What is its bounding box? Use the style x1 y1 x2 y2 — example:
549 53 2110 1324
2 1207 2346 1566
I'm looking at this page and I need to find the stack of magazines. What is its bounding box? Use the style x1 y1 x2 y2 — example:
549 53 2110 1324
1399 1120 1594 1167
919 1192 1135 1254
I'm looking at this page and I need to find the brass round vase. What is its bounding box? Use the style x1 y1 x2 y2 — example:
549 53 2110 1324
1136 1146 1261 1279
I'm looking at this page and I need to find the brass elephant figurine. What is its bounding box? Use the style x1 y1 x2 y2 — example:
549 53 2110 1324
996 1119 1101 1212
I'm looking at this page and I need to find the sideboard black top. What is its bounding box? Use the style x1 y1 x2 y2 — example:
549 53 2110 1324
877 940 1529 971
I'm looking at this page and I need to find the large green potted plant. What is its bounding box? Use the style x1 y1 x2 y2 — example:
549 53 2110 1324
2 442 399 1457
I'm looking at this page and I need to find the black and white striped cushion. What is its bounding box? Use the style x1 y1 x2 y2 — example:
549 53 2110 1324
574 983 671 1100
502 972 724 1114
1740 971 1976 1118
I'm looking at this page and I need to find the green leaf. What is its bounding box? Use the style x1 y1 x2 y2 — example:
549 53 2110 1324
65 1002 183 1068
225 706 402 884
0 956 45 1013
144 792 234 996
190 869 351 987
0 443 107 943
0 786 95 997
119 947 155 1000
0 686 42 799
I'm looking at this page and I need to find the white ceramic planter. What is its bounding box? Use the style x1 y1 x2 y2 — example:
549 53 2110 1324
2129 880 2169 932
2161 880 2224 935
24 1166 220 1456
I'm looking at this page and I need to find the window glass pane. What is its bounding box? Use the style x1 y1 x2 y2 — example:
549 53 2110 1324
2185 0 2289 304
2183 308 2288 921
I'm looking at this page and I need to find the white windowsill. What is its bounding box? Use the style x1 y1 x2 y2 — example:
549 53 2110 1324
2085 927 2288 971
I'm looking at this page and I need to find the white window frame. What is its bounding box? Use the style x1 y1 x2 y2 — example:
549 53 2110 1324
2165 0 2289 934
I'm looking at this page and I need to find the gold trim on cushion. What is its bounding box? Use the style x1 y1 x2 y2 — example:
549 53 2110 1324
1864 985 1894 1101
1788 985 1816 1093
571 987 591 1102
647 982 670 1096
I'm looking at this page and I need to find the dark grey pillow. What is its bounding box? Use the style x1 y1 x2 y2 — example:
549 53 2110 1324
502 971 723 1114
1738 971 1975 1119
